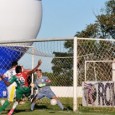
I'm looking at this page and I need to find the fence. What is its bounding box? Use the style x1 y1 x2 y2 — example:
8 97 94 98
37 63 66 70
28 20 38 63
76 38 115 111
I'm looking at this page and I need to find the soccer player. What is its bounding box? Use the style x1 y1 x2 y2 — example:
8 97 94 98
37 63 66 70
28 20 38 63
0 59 42 115
4 61 18 102
31 69 66 111
8 68 32 115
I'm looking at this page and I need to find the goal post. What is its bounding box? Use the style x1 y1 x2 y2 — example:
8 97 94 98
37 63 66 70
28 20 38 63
1 37 115 112
84 60 114 83
0 38 76 111
76 38 115 109
73 37 78 111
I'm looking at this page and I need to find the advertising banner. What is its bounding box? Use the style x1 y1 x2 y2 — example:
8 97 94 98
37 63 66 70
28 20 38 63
82 81 115 107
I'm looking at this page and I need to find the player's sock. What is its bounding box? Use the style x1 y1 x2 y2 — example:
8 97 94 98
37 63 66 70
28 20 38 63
31 102 35 111
8 109 14 115
7 101 18 115
0 100 10 112
57 100 64 110
12 101 18 109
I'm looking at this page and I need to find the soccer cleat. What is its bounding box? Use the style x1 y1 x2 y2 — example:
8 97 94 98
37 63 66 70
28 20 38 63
8 109 14 115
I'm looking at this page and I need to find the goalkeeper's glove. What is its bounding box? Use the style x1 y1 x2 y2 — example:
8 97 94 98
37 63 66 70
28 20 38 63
30 83 35 88
38 83 46 88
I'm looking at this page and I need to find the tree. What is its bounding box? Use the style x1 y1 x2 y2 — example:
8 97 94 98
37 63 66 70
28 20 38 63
51 52 73 86
52 0 115 86
75 0 115 39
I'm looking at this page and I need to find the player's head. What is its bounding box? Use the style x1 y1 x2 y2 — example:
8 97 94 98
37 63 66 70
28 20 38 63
15 65 22 73
36 69 42 73
11 61 18 67
36 69 42 77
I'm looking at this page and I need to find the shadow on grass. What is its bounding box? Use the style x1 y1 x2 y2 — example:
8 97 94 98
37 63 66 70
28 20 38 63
35 104 48 110
3 104 72 114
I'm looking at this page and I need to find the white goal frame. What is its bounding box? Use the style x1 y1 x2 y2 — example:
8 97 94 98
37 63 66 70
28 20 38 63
85 60 114 82
0 37 78 111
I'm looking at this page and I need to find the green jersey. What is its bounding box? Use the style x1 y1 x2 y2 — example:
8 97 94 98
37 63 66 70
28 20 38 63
9 74 31 100
9 75 23 88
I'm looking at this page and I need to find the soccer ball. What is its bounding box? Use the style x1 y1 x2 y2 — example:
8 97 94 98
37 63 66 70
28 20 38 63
50 99 57 105
0 100 5 105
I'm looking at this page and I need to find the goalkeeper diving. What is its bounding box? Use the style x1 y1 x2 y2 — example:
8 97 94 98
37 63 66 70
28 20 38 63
31 69 67 111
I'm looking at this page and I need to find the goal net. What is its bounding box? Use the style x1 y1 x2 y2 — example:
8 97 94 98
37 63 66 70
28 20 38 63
83 60 114 107
0 38 74 110
76 38 115 110
0 37 115 112
0 43 35 98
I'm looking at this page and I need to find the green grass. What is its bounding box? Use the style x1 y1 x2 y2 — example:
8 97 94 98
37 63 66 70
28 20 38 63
1 98 115 115
2 109 115 115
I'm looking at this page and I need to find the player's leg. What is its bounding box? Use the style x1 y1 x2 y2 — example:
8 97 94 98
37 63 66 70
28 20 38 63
0 100 10 113
7 83 16 102
8 101 18 115
46 90 65 110
7 88 23 115
8 87 31 115
0 84 16 113
29 88 38 102
0 83 16 113
31 92 44 111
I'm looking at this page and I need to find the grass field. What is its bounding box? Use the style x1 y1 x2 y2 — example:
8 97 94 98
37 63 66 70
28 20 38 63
1 109 115 115
1 104 115 115
1 98 115 115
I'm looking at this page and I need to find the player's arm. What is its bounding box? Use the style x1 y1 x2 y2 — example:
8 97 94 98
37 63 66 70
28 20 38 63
0 75 11 86
0 75 16 86
38 77 51 88
0 74 6 81
44 77 51 86
46 77 51 82
3 73 8 78
28 59 42 75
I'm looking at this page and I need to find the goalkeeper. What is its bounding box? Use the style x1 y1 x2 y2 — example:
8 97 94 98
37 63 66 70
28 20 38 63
0 59 42 115
31 69 66 111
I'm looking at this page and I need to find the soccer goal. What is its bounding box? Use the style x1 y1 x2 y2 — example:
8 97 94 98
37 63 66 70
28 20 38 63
0 38 76 111
83 60 115 107
76 38 115 110
1 37 114 112
84 60 114 82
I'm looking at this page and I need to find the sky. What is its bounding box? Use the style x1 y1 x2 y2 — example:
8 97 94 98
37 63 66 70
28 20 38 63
20 0 108 72
37 0 107 39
